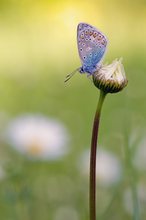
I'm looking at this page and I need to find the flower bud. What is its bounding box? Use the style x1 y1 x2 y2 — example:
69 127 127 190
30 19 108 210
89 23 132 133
93 59 128 93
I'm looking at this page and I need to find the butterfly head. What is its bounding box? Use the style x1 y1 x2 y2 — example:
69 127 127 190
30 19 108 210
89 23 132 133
79 67 84 74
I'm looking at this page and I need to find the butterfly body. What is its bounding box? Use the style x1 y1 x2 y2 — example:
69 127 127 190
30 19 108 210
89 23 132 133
64 22 108 82
77 23 108 74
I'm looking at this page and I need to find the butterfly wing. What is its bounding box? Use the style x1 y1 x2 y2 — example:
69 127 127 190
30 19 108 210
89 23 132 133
77 23 108 74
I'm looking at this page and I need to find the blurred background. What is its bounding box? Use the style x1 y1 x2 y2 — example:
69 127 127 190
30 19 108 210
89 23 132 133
0 0 146 219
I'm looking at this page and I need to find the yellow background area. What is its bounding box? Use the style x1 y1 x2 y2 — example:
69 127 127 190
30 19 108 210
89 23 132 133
0 0 146 74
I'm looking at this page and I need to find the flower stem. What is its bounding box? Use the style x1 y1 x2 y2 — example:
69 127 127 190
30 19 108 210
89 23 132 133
90 90 106 220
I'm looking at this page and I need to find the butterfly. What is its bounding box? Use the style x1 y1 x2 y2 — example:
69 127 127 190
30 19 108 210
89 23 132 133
65 22 108 82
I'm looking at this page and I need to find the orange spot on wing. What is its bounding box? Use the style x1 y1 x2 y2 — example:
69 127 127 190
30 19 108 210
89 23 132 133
89 31 93 36
93 32 98 38
85 30 89 35
97 35 103 40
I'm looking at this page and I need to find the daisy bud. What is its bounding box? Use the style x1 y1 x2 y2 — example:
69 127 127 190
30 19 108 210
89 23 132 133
93 58 128 93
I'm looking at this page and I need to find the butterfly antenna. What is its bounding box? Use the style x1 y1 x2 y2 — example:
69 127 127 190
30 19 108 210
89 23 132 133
64 68 80 83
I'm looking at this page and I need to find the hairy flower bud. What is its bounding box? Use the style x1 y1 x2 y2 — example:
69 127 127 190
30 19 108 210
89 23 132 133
93 59 128 93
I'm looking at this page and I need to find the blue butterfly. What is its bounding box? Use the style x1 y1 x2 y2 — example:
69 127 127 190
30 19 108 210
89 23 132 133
65 22 108 82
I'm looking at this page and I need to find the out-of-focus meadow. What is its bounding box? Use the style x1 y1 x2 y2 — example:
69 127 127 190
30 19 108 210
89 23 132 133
0 0 146 219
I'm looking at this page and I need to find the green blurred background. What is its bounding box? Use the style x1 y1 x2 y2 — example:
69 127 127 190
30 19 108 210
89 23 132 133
0 0 146 219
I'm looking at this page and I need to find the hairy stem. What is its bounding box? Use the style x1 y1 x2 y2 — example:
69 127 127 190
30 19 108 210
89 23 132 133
90 90 106 220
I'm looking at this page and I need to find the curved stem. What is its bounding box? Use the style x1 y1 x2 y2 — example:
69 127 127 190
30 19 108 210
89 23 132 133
90 90 106 220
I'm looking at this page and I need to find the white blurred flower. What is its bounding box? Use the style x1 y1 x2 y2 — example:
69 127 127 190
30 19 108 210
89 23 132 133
134 138 146 170
80 148 122 187
123 184 146 216
6 115 69 160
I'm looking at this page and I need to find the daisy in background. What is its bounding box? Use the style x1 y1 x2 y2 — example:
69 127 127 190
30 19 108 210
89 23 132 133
5 114 69 160
80 148 122 188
